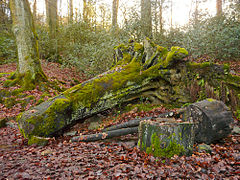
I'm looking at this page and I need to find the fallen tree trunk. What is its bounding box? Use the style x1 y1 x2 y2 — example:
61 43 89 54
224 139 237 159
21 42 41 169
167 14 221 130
17 39 240 143
71 127 138 142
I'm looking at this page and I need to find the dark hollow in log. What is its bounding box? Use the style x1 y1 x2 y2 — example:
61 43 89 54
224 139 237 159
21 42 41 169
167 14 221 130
71 127 138 142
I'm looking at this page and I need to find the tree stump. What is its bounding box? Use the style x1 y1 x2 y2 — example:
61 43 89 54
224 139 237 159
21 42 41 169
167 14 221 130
185 99 234 144
138 119 194 158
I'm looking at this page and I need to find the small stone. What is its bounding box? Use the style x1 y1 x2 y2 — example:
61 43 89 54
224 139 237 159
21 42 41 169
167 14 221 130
232 126 240 134
197 143 212 153
41 149 53 156
64 131 77 136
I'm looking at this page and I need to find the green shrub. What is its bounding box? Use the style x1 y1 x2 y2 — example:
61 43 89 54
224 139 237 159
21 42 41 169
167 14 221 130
0 29 17 64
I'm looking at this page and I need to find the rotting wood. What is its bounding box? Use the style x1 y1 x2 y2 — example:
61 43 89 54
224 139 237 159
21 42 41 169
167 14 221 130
71 127 138 142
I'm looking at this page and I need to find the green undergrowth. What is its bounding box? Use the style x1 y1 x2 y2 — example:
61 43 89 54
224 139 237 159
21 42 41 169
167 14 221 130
125 103 162 112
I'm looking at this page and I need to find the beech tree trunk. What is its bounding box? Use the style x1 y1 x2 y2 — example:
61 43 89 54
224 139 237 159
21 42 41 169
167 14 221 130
112 0 119 30
9 0 47 90
216 0 222 16
17 39 240 142
45 0 58 38
69 0 73 23
141 0 152 38
83 0 88 22
33 0 37 21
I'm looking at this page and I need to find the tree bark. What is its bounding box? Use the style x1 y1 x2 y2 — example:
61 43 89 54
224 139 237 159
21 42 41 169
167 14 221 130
9 0 47 90
112 0 119 30
216 0 222 16
69 0 73 23
159 0 164 34
45 0 58 38
141 0 152 38
17 39 240 142
33 0 37 21
185 99 233 144
83 0 88 22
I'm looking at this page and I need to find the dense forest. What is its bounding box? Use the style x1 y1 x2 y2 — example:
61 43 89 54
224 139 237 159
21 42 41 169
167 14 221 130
0 0 240 179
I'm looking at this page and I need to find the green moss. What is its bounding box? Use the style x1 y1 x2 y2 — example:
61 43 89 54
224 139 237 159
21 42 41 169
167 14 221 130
3 79 18 87
134 42 143 52
28 136 48 146
146 133 185 158
64 44 189 111
64 60 142 109
19 98 71 139
187 62 212 70
206 98 215 102
125 103 161 112
163 46 188 68
225 74 240 89
0 72 14 78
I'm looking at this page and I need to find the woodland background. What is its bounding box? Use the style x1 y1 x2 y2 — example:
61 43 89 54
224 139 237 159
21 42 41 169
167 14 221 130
0 0 239 77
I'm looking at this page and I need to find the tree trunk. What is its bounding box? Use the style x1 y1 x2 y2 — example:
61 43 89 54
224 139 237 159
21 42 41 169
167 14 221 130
9 0 47 90
159 0 164 34
69 0 73 23
83 0 88 22
17 39 240 142
138 120 194 158
185 99 233 144
45 0 58 39
194 0 199 24
216 0 222 16
33 0 37 21
170 0 173 29
141 0 152 38
112 0 119 30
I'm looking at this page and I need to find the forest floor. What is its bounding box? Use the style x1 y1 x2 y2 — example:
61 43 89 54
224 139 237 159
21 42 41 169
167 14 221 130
0 60 240 179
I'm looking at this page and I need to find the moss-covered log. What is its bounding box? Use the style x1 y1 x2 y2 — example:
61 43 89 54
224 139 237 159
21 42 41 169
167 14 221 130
17 39 240 142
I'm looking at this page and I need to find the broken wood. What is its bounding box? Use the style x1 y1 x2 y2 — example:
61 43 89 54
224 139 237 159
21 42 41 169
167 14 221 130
138 120 194 158
16 39 240 142
185 99 234 144
102 112 174 132
71 127 138 142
